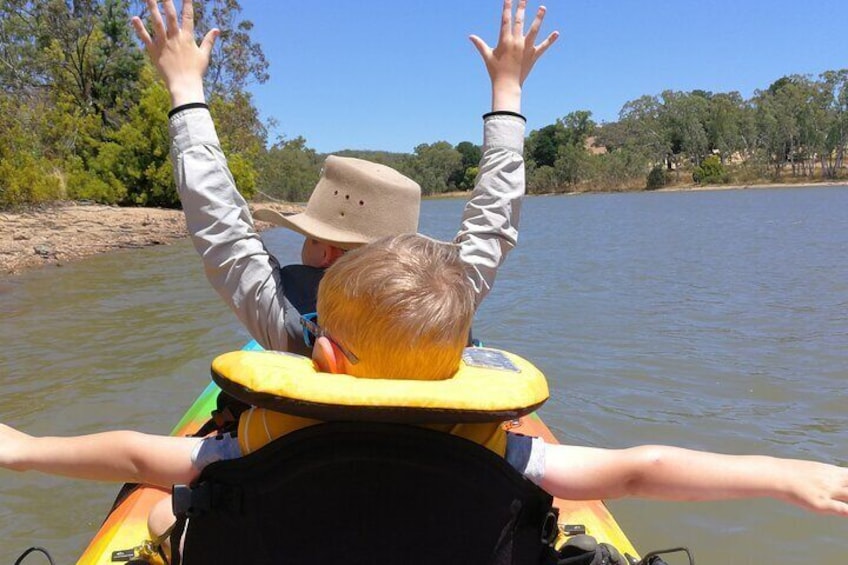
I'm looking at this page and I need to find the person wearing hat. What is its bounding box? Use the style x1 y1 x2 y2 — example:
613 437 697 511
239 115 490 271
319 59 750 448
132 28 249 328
135 0 558 354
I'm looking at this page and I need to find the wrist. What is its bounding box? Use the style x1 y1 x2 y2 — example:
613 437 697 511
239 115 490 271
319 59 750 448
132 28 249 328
168 81 207 109
491 81 522 114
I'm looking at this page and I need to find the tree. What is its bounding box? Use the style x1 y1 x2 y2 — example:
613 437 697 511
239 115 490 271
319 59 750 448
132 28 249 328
616 94 669 168
660 90 710 173
818 69 848 178
257 136 321 202
400 142 462 195
526 123 563 168
450 141 482 191
705 91 749 164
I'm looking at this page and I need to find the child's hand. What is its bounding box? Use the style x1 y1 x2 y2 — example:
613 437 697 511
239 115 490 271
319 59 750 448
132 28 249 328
783 459 848 517
0 423 31 471
130 0 219 108
470 0 559 113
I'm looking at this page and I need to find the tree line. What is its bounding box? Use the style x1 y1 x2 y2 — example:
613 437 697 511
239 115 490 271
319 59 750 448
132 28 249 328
2 1 847 209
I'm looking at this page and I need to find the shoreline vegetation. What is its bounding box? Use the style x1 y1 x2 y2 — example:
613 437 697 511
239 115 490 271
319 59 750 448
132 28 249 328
3 180 846 277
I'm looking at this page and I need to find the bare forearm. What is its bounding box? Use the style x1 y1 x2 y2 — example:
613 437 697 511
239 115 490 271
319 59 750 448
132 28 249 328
542 443 848 517
623 446 787 501
6 430 199 487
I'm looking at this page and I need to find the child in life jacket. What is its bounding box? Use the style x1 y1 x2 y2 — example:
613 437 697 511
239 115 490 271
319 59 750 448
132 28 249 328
2 234 847 531
131 0 560 355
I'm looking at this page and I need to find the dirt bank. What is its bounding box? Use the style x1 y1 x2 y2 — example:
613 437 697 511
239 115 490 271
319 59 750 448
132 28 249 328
0 201 302 276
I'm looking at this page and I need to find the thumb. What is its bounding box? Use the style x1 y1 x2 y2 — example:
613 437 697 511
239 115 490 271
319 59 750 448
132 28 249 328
468 35 491 59
199 28 220 58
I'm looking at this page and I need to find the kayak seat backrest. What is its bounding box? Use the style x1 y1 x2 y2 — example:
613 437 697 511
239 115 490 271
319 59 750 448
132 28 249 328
176 422 558 565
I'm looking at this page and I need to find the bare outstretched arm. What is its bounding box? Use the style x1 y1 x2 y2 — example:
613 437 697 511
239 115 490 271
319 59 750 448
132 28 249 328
131 0 219 108
542 442 848 518
470 0 559 113
0 423 200 488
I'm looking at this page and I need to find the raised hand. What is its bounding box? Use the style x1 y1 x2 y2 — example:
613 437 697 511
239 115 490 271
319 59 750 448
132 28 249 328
130 0 219 108
470 0 559 112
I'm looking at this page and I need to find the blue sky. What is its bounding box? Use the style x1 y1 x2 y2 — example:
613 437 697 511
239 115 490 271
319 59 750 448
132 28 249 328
238 1 848 154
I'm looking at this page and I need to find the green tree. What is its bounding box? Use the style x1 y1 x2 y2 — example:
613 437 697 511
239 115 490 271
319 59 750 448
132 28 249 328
526 123 563 168
257 136 321 202
400 142 462 196
616 94 669 169
660 90 710 174
450 141 482 190
818 69 848 178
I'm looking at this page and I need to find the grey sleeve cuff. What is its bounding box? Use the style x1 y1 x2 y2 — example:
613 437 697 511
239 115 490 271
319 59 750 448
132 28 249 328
169 107 221 154
191 432 242 471
505 433 547 485
482 113 526 154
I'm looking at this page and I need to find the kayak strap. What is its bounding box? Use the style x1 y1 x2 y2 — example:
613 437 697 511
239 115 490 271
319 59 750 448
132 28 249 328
170 421 560 565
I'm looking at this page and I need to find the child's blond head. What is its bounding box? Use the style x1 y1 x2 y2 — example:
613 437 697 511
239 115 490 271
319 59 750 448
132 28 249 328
317 234 474 381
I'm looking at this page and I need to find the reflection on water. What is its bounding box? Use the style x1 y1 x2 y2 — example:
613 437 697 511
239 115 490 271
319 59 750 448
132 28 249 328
1 186 847 564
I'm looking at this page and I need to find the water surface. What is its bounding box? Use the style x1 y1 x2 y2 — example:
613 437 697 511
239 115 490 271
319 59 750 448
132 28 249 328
1 186 846 564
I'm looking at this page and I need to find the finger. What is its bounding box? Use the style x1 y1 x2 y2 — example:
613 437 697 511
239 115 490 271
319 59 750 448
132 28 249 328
162 0 179 37
513 0 527 36
534 30 559 60
199 28 220 58
130 16 153 49
526 5 546 44
469 35 492 60
145 0 166 39
181 0 195 34
500 0 512 41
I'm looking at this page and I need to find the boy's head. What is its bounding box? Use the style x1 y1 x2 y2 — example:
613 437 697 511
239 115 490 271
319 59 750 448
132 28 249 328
315 234 474 381
254 156 422 268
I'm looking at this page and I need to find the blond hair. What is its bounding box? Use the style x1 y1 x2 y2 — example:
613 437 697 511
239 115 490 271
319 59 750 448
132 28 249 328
317 234 474 381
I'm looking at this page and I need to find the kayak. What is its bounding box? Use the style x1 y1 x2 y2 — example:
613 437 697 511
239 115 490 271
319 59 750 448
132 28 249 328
77 341 639 564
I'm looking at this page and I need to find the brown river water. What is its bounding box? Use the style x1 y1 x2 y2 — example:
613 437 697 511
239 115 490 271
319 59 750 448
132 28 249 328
1 186 847 564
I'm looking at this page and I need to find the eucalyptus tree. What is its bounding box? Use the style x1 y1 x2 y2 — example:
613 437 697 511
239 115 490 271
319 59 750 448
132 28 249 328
816 70 848 178
660 90 710 174
705 91 750 164
616 94 670 170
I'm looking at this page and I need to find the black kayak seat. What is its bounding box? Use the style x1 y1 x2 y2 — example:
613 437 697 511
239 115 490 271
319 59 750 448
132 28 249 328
173 421 559 565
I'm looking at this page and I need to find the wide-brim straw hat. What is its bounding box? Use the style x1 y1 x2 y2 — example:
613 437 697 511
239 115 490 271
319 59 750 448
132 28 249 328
253 155 421 250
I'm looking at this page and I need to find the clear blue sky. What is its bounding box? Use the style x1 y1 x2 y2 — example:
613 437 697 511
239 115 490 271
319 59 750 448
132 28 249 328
239 1 848 154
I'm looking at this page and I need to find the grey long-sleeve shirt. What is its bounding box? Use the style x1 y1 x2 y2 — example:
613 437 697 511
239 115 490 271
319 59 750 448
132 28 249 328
170 108 525 351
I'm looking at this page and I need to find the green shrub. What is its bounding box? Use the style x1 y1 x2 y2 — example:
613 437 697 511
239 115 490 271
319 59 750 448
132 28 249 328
0 155 62 207
645 165 668 190
66 168 125 204
693 155 729 185
527 165 559 194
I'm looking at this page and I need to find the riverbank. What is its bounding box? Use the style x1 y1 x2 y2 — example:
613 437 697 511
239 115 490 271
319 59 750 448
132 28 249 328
0 201 302 276
3 180 846 276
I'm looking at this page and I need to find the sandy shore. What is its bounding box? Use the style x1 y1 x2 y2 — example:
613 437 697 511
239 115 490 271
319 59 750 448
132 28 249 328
0 201 302 276
656 180 848 192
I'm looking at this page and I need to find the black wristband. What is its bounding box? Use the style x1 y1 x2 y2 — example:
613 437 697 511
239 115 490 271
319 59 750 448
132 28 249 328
482 110 526 122
168 102 209 119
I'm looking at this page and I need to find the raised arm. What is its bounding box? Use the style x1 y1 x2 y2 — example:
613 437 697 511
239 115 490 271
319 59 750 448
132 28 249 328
541 443 848 517
0 423 200 488
132 0 289 350
456 0 558 306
